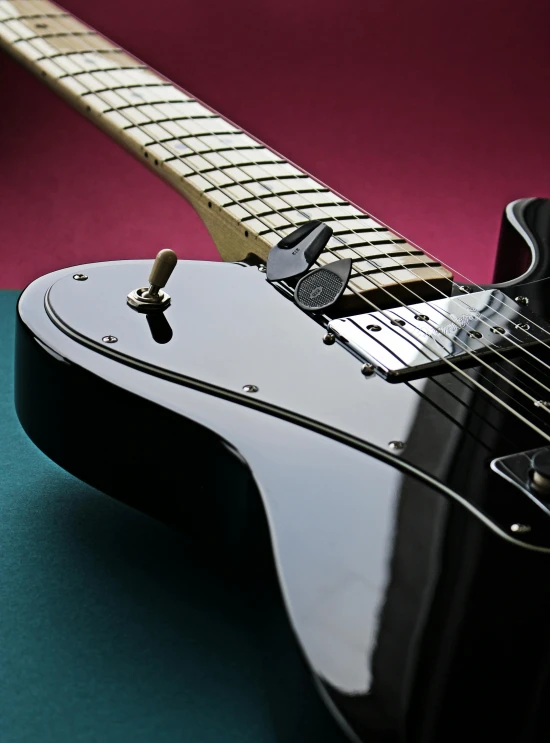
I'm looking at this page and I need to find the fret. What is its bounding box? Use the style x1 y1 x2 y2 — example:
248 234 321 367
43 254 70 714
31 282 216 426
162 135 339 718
67 70 112 91
25 14 90 34
202 170 234 187
353 255 439 273
170 118 240 135
0 21 17 41
185 154 215 171
199 133 258 150
120 106 158 125
202 151 231 168
124 127 153 146
4 17 33 37
146 143 174 162
169 159 194 177
351 266 445 291
11 37 39 57
82 93 110 113
35 32 116 53
207 190 233 207
116 86 190 105
53 50 138 69
318 246 421 265
258 177 324 193
0 3 15 20
225 184 256 202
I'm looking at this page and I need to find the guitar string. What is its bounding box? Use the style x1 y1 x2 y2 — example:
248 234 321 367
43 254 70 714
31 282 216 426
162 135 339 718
16 15 550 438
11 2 550 356
265 271 547 436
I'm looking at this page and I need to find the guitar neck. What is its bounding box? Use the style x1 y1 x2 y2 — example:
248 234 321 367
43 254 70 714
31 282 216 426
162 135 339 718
0 0 453 309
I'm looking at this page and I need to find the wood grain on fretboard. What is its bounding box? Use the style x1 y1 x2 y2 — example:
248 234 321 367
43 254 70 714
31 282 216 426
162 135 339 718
0 0 453 309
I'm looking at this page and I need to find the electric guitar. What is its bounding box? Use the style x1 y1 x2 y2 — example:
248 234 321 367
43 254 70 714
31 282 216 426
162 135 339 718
4 2 550 741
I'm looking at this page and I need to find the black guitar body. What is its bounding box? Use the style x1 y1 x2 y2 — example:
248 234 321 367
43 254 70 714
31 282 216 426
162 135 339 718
14 198 550 742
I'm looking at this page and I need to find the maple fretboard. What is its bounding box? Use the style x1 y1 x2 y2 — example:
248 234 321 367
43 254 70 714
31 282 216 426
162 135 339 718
0 0 453 310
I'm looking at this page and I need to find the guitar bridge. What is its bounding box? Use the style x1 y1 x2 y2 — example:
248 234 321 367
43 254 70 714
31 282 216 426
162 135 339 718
327 289 550 382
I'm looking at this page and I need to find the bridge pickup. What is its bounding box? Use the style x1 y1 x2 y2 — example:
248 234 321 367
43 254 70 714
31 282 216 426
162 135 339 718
327 289 550 382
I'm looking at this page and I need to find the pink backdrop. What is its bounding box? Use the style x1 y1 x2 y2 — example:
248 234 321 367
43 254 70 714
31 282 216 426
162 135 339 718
1 0 550 289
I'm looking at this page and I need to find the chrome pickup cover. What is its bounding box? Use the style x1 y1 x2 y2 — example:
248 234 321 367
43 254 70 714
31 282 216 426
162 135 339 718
328 289 550 382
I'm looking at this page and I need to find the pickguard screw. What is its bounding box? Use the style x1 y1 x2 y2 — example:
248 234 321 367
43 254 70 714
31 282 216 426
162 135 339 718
510 523 531 534
73 273 88 281
323 332 336 345
515 296 529 305
242 384 259 393
102 335 118 343
491 326 506 334
258 265 267 273
361 363 375 376
388 440 405 451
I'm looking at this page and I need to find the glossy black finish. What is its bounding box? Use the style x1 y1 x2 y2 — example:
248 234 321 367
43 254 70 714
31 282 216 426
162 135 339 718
14 198 550 742
493 197 550 285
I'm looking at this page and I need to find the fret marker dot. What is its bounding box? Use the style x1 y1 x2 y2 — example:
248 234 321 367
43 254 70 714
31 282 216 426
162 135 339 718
208 202 212 208
245 231 249 238
154 159 159 166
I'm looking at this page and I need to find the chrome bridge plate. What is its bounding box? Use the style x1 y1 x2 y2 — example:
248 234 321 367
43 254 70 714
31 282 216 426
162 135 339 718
327 289 550 382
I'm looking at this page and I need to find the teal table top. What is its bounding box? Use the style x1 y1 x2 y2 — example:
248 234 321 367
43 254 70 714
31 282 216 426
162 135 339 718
0 291 344 743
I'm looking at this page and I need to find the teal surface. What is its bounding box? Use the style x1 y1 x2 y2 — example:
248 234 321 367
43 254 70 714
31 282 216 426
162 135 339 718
0 291 345 743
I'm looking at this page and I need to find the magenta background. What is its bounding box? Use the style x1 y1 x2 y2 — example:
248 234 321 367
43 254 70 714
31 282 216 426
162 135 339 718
1 0 550 289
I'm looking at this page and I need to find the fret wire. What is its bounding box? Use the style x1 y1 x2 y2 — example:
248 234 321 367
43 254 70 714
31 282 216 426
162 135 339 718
49 50 133 60
127 121 237 134
162 156 286 167
148 138 265 152
105 105 215 118
31 50 140 65
1 12 69 20
238 194 348 205
201 174 310 185
24 31 103 38
60 67 148 76
81 83 181 93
